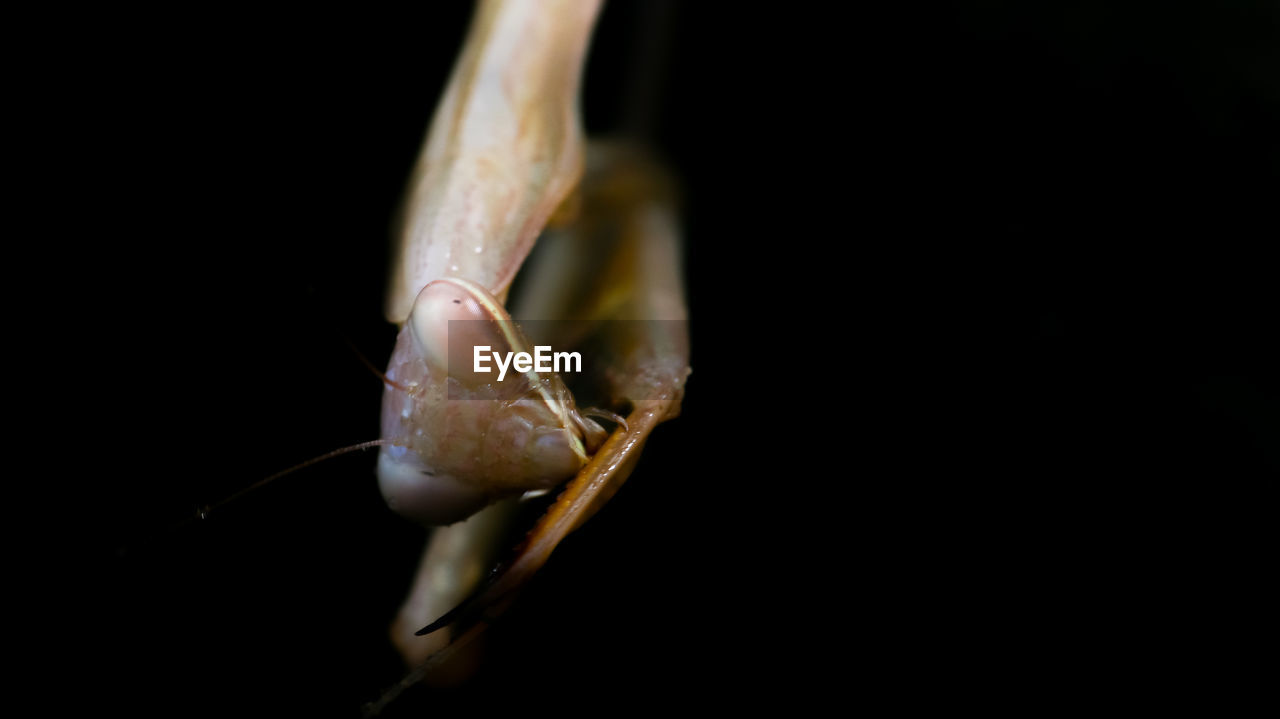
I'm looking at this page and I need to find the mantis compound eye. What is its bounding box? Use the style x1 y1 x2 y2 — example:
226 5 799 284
405 279 500 380
376 278 596 526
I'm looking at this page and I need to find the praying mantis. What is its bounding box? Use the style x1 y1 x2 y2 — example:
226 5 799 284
103 2 688 712
366 0 690 698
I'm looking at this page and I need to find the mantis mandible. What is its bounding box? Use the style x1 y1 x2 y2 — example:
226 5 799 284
368 0 690 683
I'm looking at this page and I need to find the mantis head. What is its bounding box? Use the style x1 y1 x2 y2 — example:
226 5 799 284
376 277 604 525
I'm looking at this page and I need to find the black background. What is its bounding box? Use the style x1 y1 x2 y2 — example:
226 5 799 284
46 1 1276 714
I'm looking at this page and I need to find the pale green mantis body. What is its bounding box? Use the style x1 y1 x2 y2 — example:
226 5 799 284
370 0 690 680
